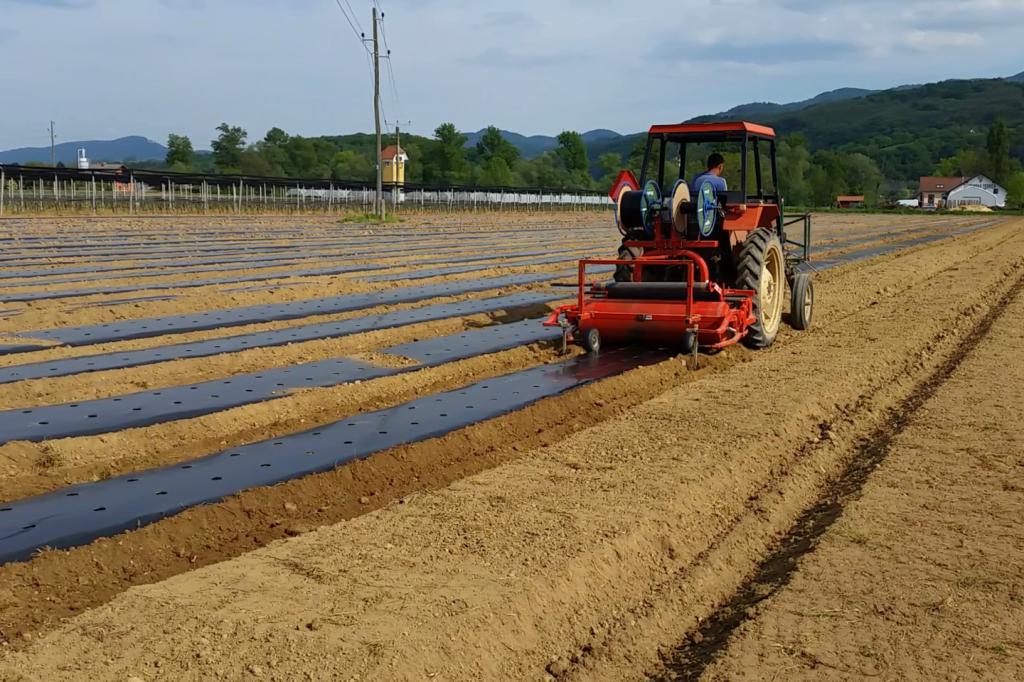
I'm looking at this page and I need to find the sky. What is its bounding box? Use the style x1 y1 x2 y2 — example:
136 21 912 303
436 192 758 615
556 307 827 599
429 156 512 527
1 0 1022 150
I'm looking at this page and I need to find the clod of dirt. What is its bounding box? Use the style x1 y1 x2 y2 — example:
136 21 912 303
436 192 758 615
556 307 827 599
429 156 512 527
547 656 570 677
358 496 370 505
283 502 298 513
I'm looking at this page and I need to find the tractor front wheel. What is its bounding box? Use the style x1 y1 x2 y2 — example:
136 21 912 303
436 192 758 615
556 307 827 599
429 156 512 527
790 272 814 330
614 244 642 282
582 327 601 354
736 228 785 349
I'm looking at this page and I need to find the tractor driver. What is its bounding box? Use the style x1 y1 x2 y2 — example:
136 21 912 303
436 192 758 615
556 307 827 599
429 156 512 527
691 153 728 195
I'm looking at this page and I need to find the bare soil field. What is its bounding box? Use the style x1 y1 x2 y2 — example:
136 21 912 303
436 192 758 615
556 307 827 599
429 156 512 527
0 211 1017 681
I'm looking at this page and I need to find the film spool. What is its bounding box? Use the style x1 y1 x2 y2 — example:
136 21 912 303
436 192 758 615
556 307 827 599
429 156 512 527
618 190 647 231
695 180 719 238
614 184 633 234
670 180 691 233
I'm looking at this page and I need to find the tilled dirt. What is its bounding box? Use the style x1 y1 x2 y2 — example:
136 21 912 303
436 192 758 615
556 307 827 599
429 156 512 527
695 281 1024 681
0 214 1018 681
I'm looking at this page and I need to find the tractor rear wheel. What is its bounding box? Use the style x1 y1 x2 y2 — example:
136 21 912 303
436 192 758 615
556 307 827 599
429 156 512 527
614 244 642 282
736 228 785 348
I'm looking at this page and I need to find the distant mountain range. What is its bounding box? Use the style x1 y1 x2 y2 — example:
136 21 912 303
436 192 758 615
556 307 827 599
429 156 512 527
0 135 167 165
1 71 1021 170
462 128 621 158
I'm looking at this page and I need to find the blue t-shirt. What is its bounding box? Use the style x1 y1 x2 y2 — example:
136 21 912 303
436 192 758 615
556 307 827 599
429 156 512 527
690 172 728 195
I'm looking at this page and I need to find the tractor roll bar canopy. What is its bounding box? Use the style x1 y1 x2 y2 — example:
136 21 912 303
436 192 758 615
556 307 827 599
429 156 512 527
639 121 779 205
648 121 776 138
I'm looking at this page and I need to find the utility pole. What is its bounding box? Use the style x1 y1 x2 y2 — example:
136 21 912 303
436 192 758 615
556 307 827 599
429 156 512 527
49 121 57 167
372 7 384 220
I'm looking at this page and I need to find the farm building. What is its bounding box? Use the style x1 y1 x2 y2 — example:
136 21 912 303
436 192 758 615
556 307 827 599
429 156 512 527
381 145 408 186
836 195 865 208
918 175 1006 209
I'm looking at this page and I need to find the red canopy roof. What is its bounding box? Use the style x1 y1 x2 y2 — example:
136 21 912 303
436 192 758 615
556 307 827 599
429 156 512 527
648 121 776 138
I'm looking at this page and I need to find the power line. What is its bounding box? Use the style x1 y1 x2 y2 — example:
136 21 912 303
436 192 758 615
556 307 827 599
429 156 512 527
376 2 391 54
333 0 369 52
383 56 401 118
376 8 402 119
343 0 363 34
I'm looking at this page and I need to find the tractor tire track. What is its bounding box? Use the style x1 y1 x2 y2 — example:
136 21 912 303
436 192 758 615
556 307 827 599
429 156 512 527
654 268 1024 681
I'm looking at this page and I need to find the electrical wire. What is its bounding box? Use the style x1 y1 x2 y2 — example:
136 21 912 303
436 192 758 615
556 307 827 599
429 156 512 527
343 0 364 34
333 0 370 53
375 7 402 119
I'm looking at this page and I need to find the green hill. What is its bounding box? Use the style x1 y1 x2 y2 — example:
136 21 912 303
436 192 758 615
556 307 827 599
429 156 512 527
746 78 1024 179
589 78 1024 182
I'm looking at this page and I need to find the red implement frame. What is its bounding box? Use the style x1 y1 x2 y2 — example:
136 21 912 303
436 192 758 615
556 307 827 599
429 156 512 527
545 255 756 351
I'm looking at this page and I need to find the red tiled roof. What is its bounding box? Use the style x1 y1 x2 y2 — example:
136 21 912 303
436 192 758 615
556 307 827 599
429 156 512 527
381 145 406 160
918 176 966 194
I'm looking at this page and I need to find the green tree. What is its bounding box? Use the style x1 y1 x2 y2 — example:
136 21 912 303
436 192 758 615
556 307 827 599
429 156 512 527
808 150 847 206
478 156 514 187
776 135 811 206
165 134 194 169
555 130 588 175
286 137 320 177
597 152 624 186
934 148 983 177
627 138 647 178
238 150 273 176
424 123 469 185
1006 171 1024 209
258 127 291 175
476 126 519 168
519 153 569 188
986 119 1011 184
843 153 884 205
330 150 373 182
211 123 247 174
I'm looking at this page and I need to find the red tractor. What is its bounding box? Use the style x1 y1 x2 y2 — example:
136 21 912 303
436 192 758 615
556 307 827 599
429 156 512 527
546 121 813 354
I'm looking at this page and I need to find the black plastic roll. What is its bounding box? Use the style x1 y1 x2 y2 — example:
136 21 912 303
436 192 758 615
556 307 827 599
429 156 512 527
618 190 647 230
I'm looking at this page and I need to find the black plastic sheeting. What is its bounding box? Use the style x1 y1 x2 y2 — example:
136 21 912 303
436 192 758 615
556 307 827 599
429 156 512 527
0 317 563 444
0 247 550 290
0 342 50 355
4 272 566 352
0 236 562 282
0 249 592 304
0 228 553 263
803 218 1003 272
0 359 394 444
0 290 562 383
0 347 665 565
361 253 600 283
68 294 178 308
385 317 561 363
0 264 377 304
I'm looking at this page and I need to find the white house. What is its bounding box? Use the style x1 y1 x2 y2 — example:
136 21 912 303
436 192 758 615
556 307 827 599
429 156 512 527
918 175 1006 209
948 175 1006 208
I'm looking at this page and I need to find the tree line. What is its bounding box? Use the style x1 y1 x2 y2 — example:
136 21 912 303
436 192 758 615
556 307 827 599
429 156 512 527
157 119 1024 208
160 123 604 191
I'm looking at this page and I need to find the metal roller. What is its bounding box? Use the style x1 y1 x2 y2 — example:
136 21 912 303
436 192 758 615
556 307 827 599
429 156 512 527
592 281 712 300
